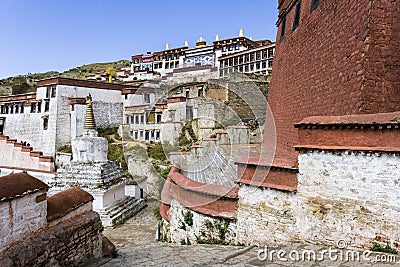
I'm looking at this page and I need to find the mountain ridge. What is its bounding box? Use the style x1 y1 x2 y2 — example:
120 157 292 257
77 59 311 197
0 59 130 96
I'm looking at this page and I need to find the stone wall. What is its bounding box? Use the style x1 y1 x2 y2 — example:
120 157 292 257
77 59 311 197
296 150 400 249
161 200 237 245
2 102 57 156
166 149 400 250
0 211 103 267
55 85 123 150
236 184 297 245
0 190 47 249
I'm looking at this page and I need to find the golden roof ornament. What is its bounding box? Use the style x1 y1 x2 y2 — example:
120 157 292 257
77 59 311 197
84 93 96 130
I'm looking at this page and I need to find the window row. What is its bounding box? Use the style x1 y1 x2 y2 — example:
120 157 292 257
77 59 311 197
132 130 160 141
221 42 241 52
0 100 50 114
220 50 274 68
280 0 320 41
46 85 57 98
220 60 273 71
126 112 162 125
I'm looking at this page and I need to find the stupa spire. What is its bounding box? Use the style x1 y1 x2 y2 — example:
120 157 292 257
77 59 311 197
84 93 96 130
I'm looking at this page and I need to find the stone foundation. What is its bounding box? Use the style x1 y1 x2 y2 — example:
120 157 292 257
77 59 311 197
161 200 237 245
295 150 400 250
0 211 103 267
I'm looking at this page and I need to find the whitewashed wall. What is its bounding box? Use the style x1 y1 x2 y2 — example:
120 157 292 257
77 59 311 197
295 150 400 249
2 85 123 156
55 85 123 149
165 200 237 244
236 184 297 245
2 102 57 156
236 150 400 249
0 191 47 249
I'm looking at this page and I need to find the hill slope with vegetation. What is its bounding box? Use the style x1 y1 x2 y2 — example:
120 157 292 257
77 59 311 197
0 59 130 96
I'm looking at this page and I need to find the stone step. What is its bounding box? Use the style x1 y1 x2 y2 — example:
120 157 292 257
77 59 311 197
97 198 147 227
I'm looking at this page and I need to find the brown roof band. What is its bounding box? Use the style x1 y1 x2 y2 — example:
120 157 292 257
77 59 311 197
295 111 400 128
36 77 134 91
47 187 94 222
0 173 49 201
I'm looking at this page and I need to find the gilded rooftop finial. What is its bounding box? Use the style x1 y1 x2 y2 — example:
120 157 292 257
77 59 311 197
84 93 96 130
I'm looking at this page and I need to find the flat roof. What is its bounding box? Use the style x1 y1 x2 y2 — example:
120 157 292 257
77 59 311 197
36 77 135 91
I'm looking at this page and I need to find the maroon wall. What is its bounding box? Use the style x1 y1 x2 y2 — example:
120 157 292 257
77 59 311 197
267 0 400 164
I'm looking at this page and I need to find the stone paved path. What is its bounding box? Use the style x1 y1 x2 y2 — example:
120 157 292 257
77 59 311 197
91 201 400 267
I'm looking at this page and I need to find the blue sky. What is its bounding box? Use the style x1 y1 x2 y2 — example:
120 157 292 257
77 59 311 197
0 0 278 79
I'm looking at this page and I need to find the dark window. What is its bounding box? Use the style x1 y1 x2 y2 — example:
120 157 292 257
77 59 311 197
280 15 286 41
43 118 48 130
293 1 302 31
0 118 4 134
46 86 51 98
144 93 150 103
198 88 204 97
311 0 319 13
186 106 193 121
235 42 240 50
20 104 24 113
44 101 50 112
37 101 42 113
51 85 56 98
156 113 162 124
186 90 190 98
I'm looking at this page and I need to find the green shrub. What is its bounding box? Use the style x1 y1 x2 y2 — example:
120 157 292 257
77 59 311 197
97 127 118 137
147 143 168 161
147 142 176 162
152 205 162 221
154 165 171 179
370 243 398 254
58 145 72 153
108 143 127 170
184 211 193 226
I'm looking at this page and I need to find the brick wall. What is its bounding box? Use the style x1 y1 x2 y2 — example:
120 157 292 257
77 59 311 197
0 211 103 267
268 0 400 164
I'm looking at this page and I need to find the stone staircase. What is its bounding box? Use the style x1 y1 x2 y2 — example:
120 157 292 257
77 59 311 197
97 197 146 227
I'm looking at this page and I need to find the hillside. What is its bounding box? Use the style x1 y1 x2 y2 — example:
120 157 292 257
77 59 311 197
0 60 130 96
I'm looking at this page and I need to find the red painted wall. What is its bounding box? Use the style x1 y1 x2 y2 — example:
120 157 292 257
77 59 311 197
267 0 400 164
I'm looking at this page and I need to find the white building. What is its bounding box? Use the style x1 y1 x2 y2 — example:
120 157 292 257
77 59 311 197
0 77 131 156
130 29 274 80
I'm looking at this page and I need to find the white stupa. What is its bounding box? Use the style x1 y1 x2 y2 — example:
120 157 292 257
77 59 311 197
50 94 145 226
